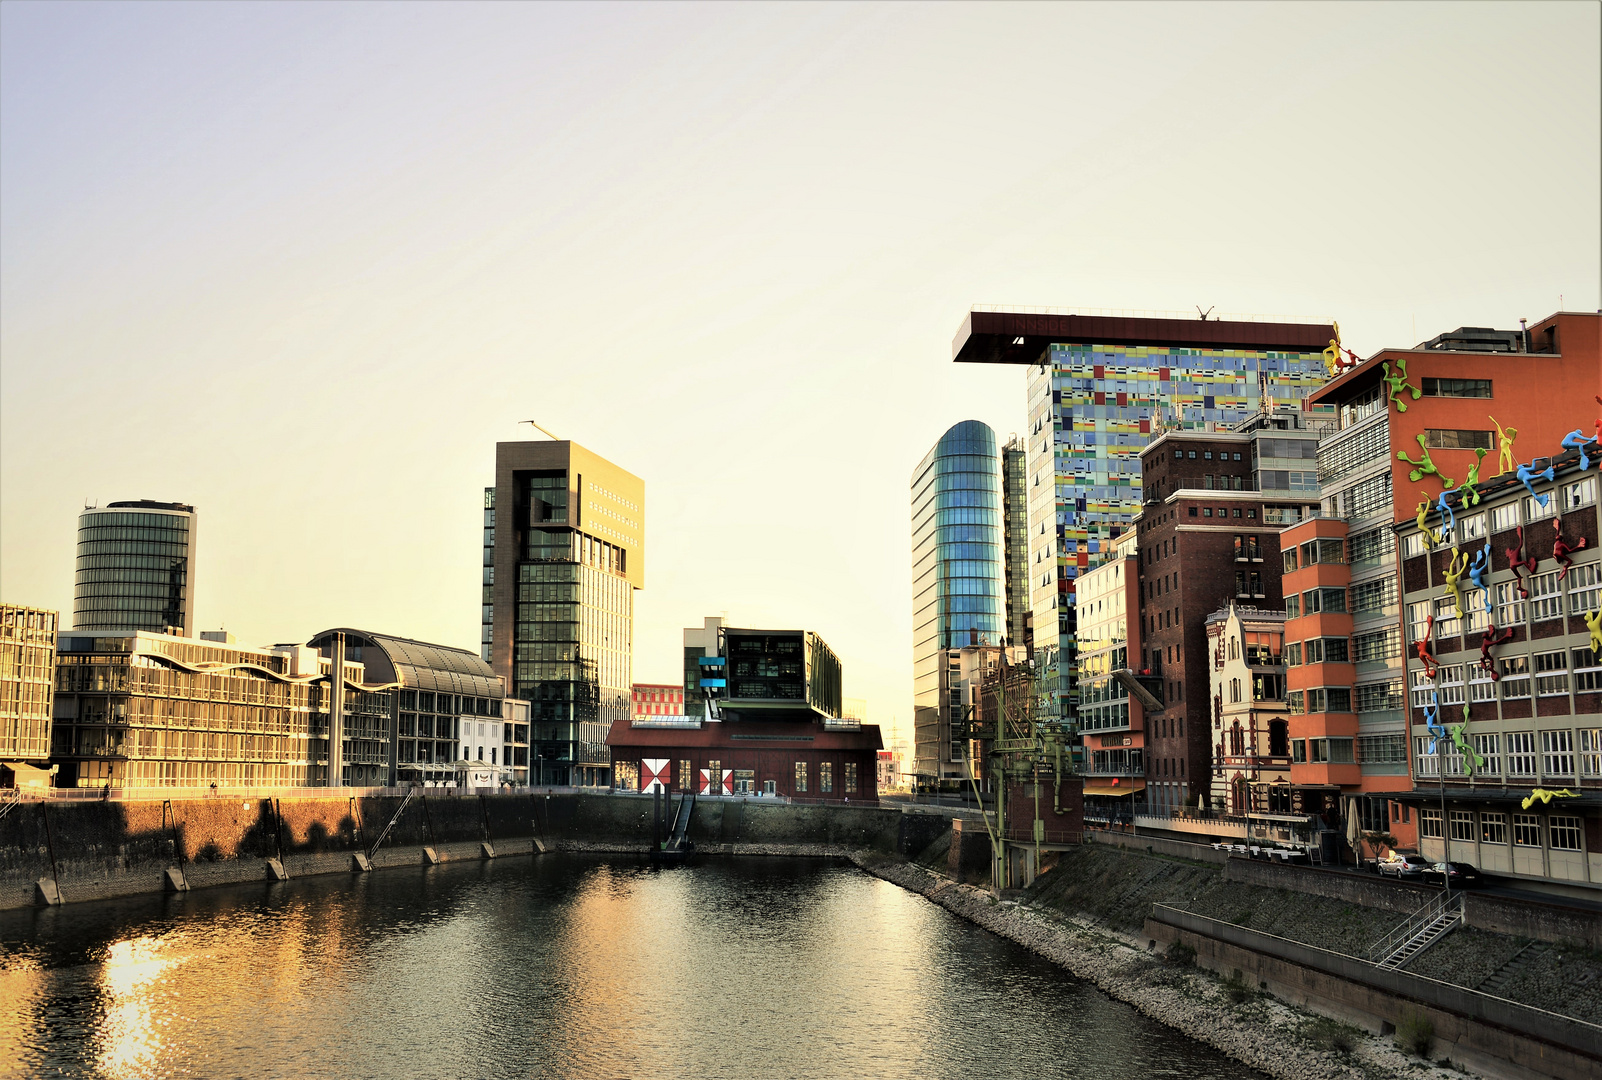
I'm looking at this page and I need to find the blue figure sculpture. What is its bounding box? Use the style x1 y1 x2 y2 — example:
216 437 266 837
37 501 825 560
1468 539 1493 614
1561 429 1597 471
1516 460 1555 507
1424 691 1448 752
1435 489 1457 539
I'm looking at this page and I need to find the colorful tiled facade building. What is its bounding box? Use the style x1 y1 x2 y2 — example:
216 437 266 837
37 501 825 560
954 311 1335 730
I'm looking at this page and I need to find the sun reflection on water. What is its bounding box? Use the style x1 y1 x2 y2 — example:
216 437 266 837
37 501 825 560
96 936 184 1078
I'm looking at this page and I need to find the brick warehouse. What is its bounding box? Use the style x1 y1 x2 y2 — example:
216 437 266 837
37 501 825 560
1134 411 1327 811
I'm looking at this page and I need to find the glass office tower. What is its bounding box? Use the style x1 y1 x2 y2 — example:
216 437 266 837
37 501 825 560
73 501 197 634
911 420 1005 781
486 441 643 787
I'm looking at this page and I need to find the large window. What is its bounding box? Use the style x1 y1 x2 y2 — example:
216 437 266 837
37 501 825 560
1300 538 1346 565
1355 680 1404 712
1351 578 1397 616
1534 651 1569 696
1489 502 1518 533
1494 582 1526 628
1541 730 1575 778
845 762 858 793
1449 811 1475 842
1529 571 1564 622
1348 527 1394 566
1583 729 1602 778
1353 627 1401 663
1474 733 1500 776
1500 656 1532 699
1550 816 1583 851
1420 808 1442 837
1576 649 1602 692
1318 422 1388 485
1512 814 1541 847
820 762 834 793
1424 429 1495 450
1304 687 1352 714
1303 637 1350 664
794 761 808 793
1421 377 1492 398
1302 588 1347 614
1569 562 1600 615
1344 473 1392 521
1357 734 1406 763
1480 812 1507 845
1506 732 1537 777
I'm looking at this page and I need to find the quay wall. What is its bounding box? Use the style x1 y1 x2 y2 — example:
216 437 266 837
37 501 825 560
0 792 960 910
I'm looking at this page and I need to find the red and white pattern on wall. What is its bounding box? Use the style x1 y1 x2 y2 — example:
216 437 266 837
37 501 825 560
641 758 669 794
721 769 734 795
697 768 735 795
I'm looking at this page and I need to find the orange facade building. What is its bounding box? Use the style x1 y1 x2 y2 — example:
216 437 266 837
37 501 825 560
1285 311 1600 868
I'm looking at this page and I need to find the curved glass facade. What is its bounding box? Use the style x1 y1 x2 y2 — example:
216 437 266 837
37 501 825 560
73 505 195 633
912 421 1004 779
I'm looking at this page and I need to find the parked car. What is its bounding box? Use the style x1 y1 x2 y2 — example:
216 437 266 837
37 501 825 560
1420 861 1484 887
1376 852 1431 877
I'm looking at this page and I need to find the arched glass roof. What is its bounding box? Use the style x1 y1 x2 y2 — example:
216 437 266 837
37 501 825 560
308 628 504 699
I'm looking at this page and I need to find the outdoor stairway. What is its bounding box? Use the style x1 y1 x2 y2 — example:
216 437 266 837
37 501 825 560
0 789 21 822
664 793 695 853
1477 941 1550 995
1370 892 1465 970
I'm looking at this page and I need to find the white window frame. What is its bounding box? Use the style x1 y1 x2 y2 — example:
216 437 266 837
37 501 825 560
1448 810 1475 842
1541 729 1575 779
1460 513 1487 540
1581 728 1602 778
1559 475 1597 511
1490 503 1520 532
1419 807 1443 837
1529 570 1564 622
1568 561 1600 615
1480 811 1507 845
1506 731 1538 777
1494 581 1525 628
1512 814 1541 847
1473 732 1500 776
1549 816 1583 852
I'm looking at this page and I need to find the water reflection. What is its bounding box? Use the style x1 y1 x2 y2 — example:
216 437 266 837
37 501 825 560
0 857 1263 1080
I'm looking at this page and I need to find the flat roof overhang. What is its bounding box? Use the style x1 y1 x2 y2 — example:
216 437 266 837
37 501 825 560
951 310 1337 365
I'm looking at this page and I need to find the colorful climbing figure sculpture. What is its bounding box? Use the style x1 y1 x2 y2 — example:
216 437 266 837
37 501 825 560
1457 448 1489 507
1516 459 1555 508
1586 609 1602 657
1449 722 1485 775
1381 358 1421 413
1553 524 1588 583
1398 434 1454 487
1415 614 1439 679
1468 539 1493 614
1521 788 1579 810
1414 498 1442 549
1507 526 1537 599
1490 416 1518 477
1480 625 1514 679
1560 429 1597 471
1443 547 1469 620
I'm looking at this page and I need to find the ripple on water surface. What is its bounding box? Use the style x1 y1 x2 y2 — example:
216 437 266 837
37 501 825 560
0 856 1264 1080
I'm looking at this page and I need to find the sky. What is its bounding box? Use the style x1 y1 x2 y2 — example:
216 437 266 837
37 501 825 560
2 2 1598 755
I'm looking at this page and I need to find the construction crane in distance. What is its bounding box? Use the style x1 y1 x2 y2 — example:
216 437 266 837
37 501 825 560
520 420 561 441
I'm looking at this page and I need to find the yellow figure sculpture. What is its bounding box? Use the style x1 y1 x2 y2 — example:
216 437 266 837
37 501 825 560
1491 416 1519 476
1522 788 1580 810
1321 321 1343 376
1586 608 1602 656
1414 498 1443 549
1443 548 1470 620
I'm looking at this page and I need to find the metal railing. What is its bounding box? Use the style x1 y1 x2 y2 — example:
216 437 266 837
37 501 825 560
1368 891 1462 966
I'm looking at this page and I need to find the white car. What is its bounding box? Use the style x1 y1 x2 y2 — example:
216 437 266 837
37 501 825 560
1377 853 1431 877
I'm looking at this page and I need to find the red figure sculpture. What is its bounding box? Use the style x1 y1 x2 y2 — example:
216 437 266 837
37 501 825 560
1554 520 1589 583
1507 525 1538 599
1481 625 1515 679
1416 614 1439 680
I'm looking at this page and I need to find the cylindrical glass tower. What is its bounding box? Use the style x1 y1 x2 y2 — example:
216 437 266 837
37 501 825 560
73 501 197 633
911 420 1004 781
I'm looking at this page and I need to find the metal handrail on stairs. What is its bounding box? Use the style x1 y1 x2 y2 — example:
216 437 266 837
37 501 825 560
367 788 418 862
0 788 22 822
1369 891 1463 968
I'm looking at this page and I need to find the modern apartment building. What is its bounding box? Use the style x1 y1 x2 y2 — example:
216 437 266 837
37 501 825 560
50 633 390 790
1 604 57 768
1293 310 1602 859
307 629 522 785
484 440 644 788
952 311 1335 729
73 500 197 634
1133 415 1324 812
911 420 1006 782
1398 445 1599 889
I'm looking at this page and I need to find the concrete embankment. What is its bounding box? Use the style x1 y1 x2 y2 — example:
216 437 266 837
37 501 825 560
855 833 1602 1080
0 792 957 910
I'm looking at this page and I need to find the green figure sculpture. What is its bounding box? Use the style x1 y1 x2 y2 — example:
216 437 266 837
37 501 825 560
1457 447 1490 506
1382 358 1422 413
1397 434 1456 487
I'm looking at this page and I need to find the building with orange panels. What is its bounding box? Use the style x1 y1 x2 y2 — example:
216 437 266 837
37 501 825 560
632 682 684 719
1288 311 1600 866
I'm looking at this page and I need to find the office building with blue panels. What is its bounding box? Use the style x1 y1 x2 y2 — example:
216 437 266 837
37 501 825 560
954 311 1336 730
911 420 1007 780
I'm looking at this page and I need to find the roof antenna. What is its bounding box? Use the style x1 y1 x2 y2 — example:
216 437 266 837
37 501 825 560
1196 306 1214 321
520 420 561 441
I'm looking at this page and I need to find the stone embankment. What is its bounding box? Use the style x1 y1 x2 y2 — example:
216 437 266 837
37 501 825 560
851 851 1473 1080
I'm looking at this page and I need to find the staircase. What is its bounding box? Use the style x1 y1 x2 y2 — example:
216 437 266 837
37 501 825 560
0 789 21 822
1370 892 1465 970
664 793 695 854
1477 941 1549 995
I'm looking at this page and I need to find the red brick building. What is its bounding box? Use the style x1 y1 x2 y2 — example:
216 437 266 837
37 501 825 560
1134 412 1326 811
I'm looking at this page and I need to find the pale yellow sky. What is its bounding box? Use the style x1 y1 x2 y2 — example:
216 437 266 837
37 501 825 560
2 2 1598 754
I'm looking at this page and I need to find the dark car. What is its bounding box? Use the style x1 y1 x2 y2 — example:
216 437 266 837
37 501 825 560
1420 861 1483 887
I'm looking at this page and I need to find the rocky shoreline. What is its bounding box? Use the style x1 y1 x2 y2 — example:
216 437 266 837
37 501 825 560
848 852 1477 1080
